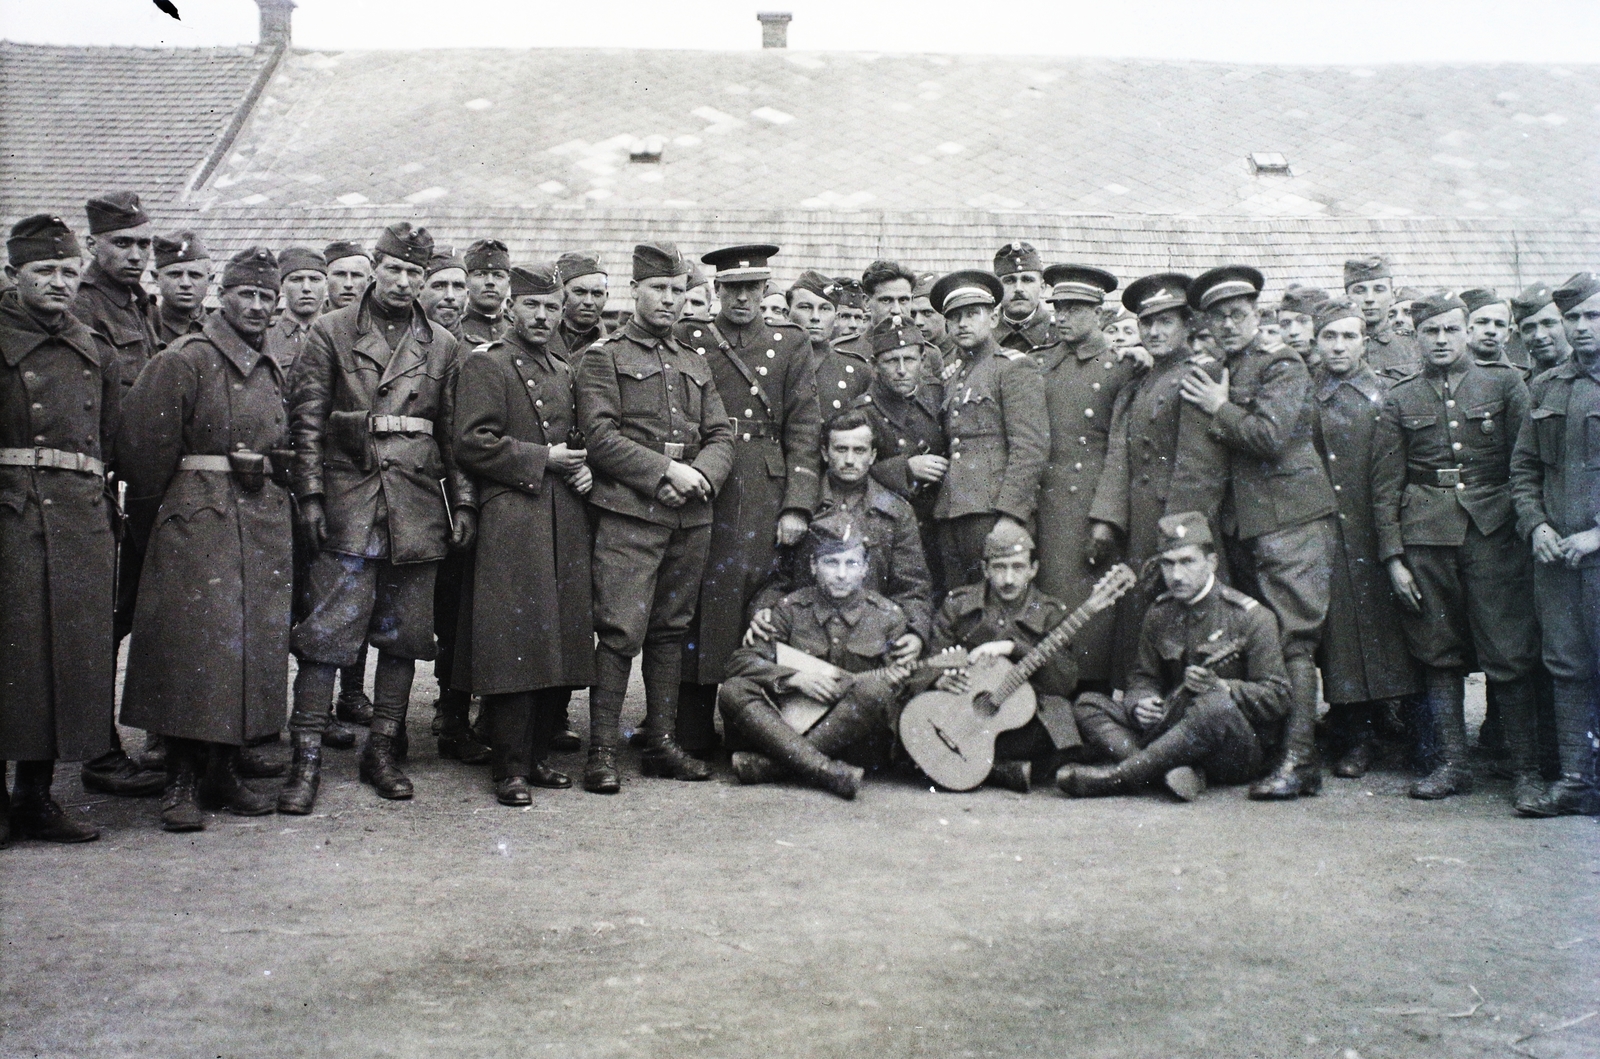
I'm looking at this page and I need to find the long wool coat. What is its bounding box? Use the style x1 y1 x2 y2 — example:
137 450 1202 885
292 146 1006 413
118 313 294 744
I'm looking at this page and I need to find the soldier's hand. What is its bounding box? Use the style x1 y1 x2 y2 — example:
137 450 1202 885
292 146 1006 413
298 496 328 548
664 460 709 501
548 443 586 473
1532 522 1563 564
1558 526 1600 568
1387 558 1423 613
449 508 477 551
1179 366 1230 415
745 608 777 644
655 480 686 508
1132 697 1165 729
1085 520 1119 568
935 670 970 694
1118 345 1154 369
907 454 949 483
776 510 809 546
1183 665 1221 694
568 465 594 495
969 639 1015 660
890 633 923 664
882 661 915 686
786 671 842 704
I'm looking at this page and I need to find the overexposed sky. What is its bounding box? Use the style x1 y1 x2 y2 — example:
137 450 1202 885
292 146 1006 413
2 0 1599 63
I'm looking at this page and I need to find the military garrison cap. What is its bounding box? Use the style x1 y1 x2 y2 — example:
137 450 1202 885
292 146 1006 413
277 246 327 278
808 510 867 557
992 241 1043 277
1278 284 1330 318
632 242 689 281
1410 291 1467 326
1121 273 1192 318
425 246 465 278
929 270 1003 315
1459 287 1504 316
1156 511 1213 552
789 269 834 304
374 222 433 267
85 191 149 235
1190 266 1265 312
323 240 370 265
1510 282 1555 322
508 263 560 298
702 244 779 283
983 519 1035 560
464 239 512 274
554 249 604 284
1553 273 1600 314
684 264 710 292
1313 298 1364 335
153 230 209 270
831 277 866 309
221 247 280 292
7 214 81 267
1042 264 1117 306
1343 255 1393 287
868 314 926 355
911 271 942 299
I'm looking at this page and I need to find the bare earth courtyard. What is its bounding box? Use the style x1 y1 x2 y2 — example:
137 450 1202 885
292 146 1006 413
3 666 1596 1059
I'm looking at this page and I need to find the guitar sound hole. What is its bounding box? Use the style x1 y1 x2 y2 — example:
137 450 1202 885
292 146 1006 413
972 691 994 716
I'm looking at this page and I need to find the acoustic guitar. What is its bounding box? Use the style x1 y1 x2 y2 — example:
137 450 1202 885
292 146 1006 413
773 642 969 734
899 564 1138 791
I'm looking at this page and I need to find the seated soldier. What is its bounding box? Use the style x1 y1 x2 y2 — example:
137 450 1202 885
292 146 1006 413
718 514 913 800
926 520 1086 793
1061 512 1290 801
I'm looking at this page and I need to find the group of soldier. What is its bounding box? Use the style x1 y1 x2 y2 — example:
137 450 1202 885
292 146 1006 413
1 187 1596 846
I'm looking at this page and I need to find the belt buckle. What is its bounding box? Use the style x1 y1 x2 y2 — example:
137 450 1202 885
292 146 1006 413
664 442 685 459
1436 467 1462 487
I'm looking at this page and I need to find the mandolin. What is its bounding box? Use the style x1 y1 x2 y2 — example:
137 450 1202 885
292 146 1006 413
773 642 968 735
1140 635 1245 742
899 564 1138 791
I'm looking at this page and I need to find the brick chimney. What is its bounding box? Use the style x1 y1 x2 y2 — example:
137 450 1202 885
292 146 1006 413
257 0 295 50
757 11 792 49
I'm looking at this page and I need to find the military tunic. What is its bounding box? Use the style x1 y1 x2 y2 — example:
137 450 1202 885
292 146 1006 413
1366 320 1420 380
676 315 821 685
547 318 605 365
265 312 317 373
148 302 205 351
459 306 511 351
72 261 158 394
1371 361 1538 681
853 378 946 591
809 335 873 420
118 313 293 745
1309 366 1422 704
0 292 119 761
996 305 1057 357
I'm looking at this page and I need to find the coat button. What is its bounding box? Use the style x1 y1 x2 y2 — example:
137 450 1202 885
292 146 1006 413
535 399 543 406
515 359 523 366
34 434 45 443
751 386 760 395
766 350 776 358
1446 399 1456 408
381 458 392 469
1449 420 1459 428
1455 482 1466 491
845 365 855 374
1328 452 1337 461
42 498 51 506
1083 408 1094 418
744 409 754 417
1069 484 1078 493
1073 462 1082 471
527 380 536 387
1334 484 1342 492
23 371 34 381
1078 436 1087 445
1092 382 1101 391
1451 442 1462 451
380 385 389 394
832 399 842 409
83 401 92 410
758 366 768 375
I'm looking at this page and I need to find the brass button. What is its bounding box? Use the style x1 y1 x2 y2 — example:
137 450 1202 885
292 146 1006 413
1452 442 1462 451
766 349 776 358
744 409 754 417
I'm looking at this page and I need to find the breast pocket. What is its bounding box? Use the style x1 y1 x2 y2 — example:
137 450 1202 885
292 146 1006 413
673 366 707 424
1530 406 1565 467
614 352 665 419
1585 410 1600 470
953 393 1000 436
1464 400 1506 453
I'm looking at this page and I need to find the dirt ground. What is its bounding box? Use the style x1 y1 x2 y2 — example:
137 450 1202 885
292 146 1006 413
3 665 1597 1059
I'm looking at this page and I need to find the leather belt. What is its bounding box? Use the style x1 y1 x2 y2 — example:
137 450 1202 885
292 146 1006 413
179 453 278 475
0 447 105 475
1406 466 1504 489
369 415 433 435
728 417 777 440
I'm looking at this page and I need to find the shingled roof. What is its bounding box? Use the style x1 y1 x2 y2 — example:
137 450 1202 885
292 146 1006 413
195 48 1600 219
0 42 277 222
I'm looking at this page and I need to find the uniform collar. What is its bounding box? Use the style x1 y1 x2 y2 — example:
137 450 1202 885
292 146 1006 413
355 289 439 344
275 311 316 336
1317 364 1383 403
1000 305 1056 348
819 473 898 516
83 260 147 309
623 317 671 347
0 289 101 367
810 588 867 626
203 311 275 378
503 327 556 364
867 376 940 420
984 584 1053 634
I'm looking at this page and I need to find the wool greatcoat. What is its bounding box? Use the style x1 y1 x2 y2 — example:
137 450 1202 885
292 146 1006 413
451 331 595 695
1308 365 1422 704
677 315 821 686
1032 327 1138 683
0 291 119 761
118 313 294 745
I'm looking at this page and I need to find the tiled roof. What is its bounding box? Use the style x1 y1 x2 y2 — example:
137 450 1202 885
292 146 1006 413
0 42 274 223
195 49 1600 219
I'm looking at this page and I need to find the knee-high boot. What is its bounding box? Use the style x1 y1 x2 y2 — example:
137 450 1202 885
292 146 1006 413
585 647 630 794
1410 666 1472 799
1074 706 1142 763
361 653 415 800
1057 723 1206 799
721 691 862 799
1492 678 1543 813
1249 654 1323 800
639 641 710 781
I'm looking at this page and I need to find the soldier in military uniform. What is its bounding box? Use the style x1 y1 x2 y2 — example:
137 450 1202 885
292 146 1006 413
265 247 327 371
1462 288 1515 368
575 242 734 792
1306 299 1422 778
993 242 1054 356
787 270 868 419
1089 273 1228 686
1344 255 1419 378
283 222 477 811
1511 272 1600 816
718 516 912 799
1275 284 1330 369
118 248 294 831
1062 513 1289 801
1372 292 1542 806
453 264 595 806
929 521 1090 793
1178 265 1337 800
148 231 210 350
0 215 119 845
1031 264 1138 690
1512 282 1572 375
459 240 513 349
830 278 867 344
323 240 373 312
545 250 607 365
850 315 947 593
419 247 468 335
679 266 714 325
909 271 957 368
71 191 167 798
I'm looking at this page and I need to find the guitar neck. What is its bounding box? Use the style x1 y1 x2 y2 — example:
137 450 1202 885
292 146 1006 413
989 605 1094 705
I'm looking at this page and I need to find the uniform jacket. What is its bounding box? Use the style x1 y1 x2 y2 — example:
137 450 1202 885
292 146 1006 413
935 335 1049 523
1208 334 1336 539
854 378 946 523
1310 366 1421 703
0 291 119 760
1511 359 1600 567
676 314 821 683
576 318 734 529
996 305 1057 355
1366 321 1420 379
1371 360 1531 556
118 313 293 745
289 290 473 564
459 307 511 351
1125 581 1289 740
148 301 206 350
811 335 874 419
265 312 317 373
725 585 907 687
452 331 595 694
547 317 606 364
752 475 934 641
72 261 158 394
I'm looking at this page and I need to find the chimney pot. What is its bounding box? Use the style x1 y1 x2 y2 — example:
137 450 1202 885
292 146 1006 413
756 11 792 49
257 0 295 50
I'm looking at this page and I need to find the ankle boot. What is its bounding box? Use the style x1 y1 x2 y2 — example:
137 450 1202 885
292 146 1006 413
1492 679 1544 813
1411 668 1473 799
238 743 287 779
361 723 414 800
987 760 1032 793
584 651 631 794
199 744 275 816
277 731 323 815
12 760 99 842
640 642 710 781
80 725 166 797
160 740 204 832
437 689 491 764
335 645 373 725
1250 655 1323 800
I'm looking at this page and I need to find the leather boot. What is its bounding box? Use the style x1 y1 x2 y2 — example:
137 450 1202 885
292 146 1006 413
802 688 887 759
1492 679 1545 813
81 725 166 797
1410 667 1473 799
335 643 373 725
1519 775 1597 817
361 722 414 799
1329 703 1380 778
11 760 99 842
986 760 1032 793
160 739 204 832
1058 722 1207 799
321 712 357 749
1249 655 1324 800
437 688 491 764
238 743 287 779
276 731 323 815
675 682 721 757
730 751 787 786
639 642 710 781
549 692 582 754
584 649 629 794
1075 705 1141 763
140 731 168 770
722 689 862 799
1521 679 1600 817
199 744 275 816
